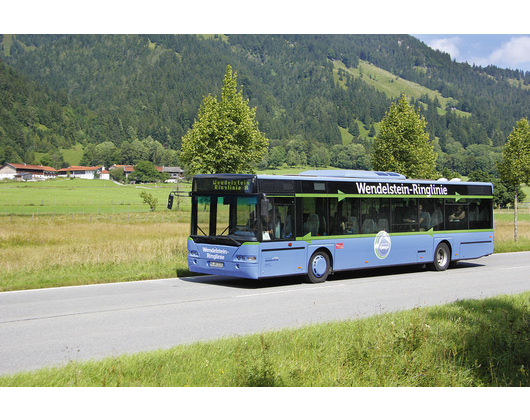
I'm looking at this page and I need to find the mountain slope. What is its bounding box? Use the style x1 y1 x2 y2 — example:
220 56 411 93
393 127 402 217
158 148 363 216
1 34 529 175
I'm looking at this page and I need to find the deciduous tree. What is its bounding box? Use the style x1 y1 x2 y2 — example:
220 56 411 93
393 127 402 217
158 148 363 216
130 160 168 183
180 65 268 175
371 94 438 179
497 118 530 241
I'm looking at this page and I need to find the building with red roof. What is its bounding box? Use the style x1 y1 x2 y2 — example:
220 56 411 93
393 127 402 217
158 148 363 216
56 166 105 179
0 163 57 180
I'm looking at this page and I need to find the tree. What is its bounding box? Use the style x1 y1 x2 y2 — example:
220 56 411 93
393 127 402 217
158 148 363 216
180 65 268 175
371 94 438 179
95 141 118 168
130 160 168 183
139 191 158 212
268 146 286 168
109 166 126 183
497 118 530 241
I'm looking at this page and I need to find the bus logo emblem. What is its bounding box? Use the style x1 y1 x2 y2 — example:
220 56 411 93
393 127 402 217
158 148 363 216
374 231 391 259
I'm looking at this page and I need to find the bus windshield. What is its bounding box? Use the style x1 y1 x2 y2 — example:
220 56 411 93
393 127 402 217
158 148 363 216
193 195 258 245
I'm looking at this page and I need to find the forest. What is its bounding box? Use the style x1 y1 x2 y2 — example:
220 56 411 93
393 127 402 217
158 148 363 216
1 34 530 176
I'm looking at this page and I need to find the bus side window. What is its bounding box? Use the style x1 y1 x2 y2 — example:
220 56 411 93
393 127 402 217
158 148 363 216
263 198 296 241
431 199 444 231
446 203 468 230
302 197 328 236
329 197 360 235
261 201 273 240
274 204 294 239
470 199 492 229
359 198 389 234
391 198 418 232
418 199 432 231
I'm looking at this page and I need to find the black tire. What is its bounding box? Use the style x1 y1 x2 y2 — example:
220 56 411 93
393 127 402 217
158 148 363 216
431 242 450 271
307 251 330 283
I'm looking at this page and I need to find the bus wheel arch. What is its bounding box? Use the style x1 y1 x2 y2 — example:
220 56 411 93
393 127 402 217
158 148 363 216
430 241 451 271
307 248 332 283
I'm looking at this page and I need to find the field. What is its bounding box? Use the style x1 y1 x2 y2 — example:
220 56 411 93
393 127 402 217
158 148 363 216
0 177 190 215
1 178 530 292
493 211 530 252
0 178 192 291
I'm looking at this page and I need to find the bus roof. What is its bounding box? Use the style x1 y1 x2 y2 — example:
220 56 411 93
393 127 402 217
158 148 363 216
193 170 493 188
298 170 406 179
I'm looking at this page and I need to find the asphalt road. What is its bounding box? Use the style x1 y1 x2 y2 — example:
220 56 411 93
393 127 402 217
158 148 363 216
1 252 530 375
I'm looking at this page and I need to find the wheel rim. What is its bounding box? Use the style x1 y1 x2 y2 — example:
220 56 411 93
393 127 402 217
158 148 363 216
437 248 447 267
312 255 327 278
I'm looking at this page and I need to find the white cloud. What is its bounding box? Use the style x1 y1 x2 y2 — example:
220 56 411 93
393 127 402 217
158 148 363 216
489 36 530 67
427 37 461 59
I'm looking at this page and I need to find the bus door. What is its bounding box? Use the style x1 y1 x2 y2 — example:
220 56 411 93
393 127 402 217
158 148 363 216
259 197 305 277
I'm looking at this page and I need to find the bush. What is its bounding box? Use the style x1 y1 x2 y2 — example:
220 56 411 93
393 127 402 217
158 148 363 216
139 191 158 211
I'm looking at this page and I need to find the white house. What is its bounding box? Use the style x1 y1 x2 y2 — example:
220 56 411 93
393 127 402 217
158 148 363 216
161 166 184 181
100 169 110 180
108 164 184 181
57 166 104 179
0 163 57 180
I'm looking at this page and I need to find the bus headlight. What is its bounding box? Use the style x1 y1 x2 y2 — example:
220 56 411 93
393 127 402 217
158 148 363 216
235 255 257 262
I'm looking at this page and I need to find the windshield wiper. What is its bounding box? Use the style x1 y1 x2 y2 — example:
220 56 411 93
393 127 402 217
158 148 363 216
190 235 241 246
221 236 241 246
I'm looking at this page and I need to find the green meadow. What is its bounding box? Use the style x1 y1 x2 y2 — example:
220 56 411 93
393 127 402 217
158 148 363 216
0 178 190 215
0 178 192 291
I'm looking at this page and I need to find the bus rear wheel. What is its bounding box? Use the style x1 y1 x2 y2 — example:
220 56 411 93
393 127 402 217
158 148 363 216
431 242 450 271
307 251 330 283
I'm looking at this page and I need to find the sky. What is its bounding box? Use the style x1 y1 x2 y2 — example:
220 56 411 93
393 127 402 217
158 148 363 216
413 35 530 73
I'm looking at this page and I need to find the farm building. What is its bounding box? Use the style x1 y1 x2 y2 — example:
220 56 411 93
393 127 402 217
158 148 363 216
57 166 104 179
109 164 135 178
1 163 184 182
0 163 57 180
57 166 108 179
100 170 110 180
161 166 184 180
109 164 184 180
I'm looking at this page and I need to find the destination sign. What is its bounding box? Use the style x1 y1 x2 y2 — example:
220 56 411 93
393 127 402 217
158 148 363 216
194 176 255 194
211 179 251 192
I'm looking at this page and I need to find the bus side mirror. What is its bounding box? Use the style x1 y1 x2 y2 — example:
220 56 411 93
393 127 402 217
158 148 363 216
260 198 269 218
167 193 174 210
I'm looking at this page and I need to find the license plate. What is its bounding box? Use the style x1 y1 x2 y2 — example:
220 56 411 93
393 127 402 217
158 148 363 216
209 261 224 268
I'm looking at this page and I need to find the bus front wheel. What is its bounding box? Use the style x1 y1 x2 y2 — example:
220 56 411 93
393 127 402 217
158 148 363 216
307 251 330 283
431 242 450 271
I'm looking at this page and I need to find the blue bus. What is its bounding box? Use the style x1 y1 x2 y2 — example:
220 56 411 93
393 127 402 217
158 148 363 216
168 170 494 283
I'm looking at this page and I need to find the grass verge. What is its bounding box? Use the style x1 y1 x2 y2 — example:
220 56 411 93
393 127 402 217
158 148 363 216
2 292 529 386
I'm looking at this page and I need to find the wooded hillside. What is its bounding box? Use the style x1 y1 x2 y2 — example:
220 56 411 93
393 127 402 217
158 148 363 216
1 34 529 175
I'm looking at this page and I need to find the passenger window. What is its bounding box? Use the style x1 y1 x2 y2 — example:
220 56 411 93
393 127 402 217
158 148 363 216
330 197 360 235
262 198 295 240
413 198 444 231
469 199 492 229
446 204 468 230
302 197 329 236
391 198 418 232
